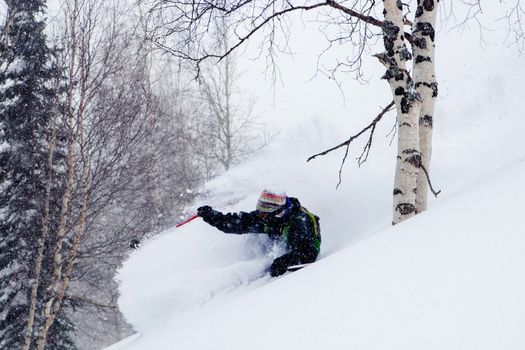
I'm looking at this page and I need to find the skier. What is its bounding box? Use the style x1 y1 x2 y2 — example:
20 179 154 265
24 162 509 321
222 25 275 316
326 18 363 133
197 190 321 277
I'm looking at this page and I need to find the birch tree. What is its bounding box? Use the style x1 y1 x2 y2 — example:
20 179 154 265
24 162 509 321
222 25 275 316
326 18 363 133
413 1 438 214
373 0 438 222
140 0 439 224
34 0 157 347
34 1 207 347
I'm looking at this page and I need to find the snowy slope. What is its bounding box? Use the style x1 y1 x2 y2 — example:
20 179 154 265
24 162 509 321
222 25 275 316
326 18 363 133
107 5 525 350
112 158 525 350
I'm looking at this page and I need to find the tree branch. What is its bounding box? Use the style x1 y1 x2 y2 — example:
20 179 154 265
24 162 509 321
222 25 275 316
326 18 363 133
307 100 394 162
326 0 383 27
152 1 330 67
420 164 441 197
146 0 409 76
307 100 395 188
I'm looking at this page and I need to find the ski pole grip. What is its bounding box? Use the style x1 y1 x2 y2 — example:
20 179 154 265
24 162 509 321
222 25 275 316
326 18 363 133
176 214 199 228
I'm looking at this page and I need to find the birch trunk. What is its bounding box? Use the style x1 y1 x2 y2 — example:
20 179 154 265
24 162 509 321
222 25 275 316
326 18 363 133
413 0 439 213
380 0 422 224
38 2 79 347
41 84 77 330
37 110 89 350
22 100 59 350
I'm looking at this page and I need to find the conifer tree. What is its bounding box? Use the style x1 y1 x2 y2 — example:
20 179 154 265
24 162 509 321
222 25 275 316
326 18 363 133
0 1 73 348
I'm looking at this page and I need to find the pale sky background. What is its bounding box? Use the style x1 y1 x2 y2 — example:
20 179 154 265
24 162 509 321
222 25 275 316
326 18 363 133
1 0 519 132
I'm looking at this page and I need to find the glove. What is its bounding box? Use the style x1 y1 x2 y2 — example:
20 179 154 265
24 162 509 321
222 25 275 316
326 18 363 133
269 255 291 277
197 205 214 220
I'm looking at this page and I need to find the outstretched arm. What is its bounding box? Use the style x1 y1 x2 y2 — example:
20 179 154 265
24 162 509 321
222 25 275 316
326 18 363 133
197 206 264 234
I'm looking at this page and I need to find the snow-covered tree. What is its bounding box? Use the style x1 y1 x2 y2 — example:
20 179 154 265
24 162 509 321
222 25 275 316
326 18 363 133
0 0 74 348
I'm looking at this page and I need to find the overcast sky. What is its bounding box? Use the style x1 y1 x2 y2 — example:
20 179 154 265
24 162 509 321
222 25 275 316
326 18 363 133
1 1 521 131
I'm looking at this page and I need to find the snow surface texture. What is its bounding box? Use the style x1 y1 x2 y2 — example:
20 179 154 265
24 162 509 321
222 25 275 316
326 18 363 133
115 161 525 350
109 6 525 350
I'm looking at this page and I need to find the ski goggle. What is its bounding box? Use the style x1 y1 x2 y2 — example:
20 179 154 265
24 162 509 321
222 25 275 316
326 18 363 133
256 206 286 220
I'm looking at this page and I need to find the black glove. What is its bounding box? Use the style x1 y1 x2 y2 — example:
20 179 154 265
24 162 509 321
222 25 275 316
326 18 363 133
269 255 291 277
197 205 214 220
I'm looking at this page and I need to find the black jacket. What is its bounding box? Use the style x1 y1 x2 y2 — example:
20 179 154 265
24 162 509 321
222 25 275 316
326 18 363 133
201 198 321 268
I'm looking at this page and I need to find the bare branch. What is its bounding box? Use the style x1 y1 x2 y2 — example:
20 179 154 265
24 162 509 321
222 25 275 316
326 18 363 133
420 164 441 198
307 100 395 162
149 1 330 69
499 0 525 51
142 0 399 79
326 0 382 27
307 100 395 188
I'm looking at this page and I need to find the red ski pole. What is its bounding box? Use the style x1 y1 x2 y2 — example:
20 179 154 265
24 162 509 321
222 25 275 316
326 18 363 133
130 214 198 249
175 214 199 228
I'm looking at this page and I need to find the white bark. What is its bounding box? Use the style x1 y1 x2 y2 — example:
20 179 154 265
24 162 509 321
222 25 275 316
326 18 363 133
38 1 155 345
42 0 78 309
380 0 422 224
413 0 439 213
37 115 90 350
23 96 59 350
38 2 80 347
